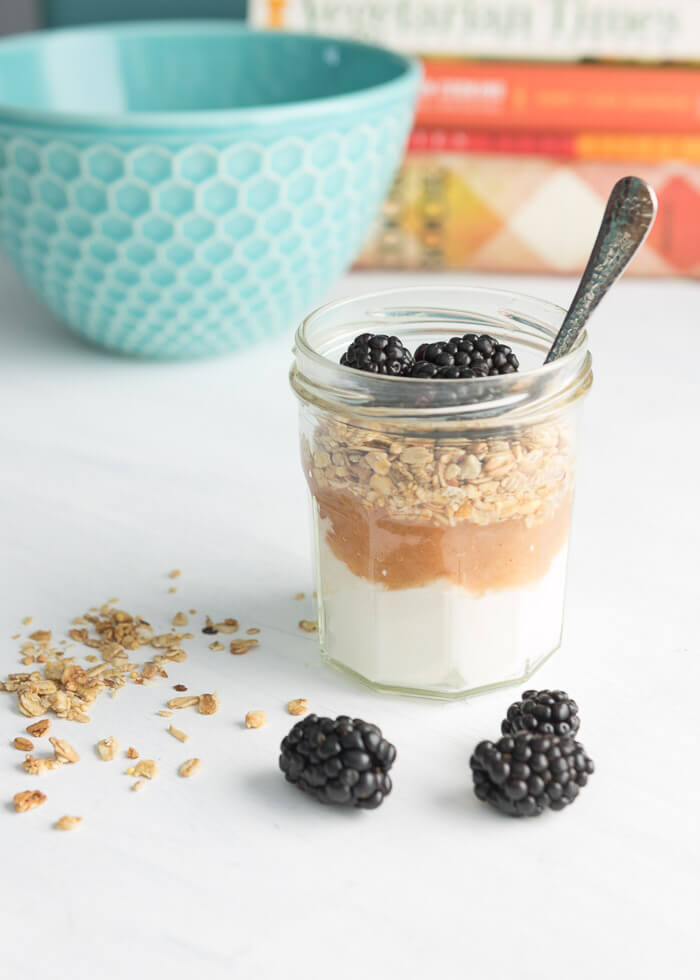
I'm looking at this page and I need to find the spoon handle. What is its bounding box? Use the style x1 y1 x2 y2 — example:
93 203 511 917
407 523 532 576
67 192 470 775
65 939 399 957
544 176 658 363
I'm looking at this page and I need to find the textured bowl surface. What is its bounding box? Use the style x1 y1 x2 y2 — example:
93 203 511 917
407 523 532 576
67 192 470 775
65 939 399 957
0 22 419 357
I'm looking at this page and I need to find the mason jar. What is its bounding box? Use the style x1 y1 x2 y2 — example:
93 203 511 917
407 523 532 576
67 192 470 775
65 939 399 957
290 286 593 699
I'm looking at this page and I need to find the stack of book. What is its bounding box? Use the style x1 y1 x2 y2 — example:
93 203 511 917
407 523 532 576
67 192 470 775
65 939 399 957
249 0 700 277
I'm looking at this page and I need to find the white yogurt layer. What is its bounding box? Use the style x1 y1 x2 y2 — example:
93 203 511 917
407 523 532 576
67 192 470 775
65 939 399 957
315 523 569 695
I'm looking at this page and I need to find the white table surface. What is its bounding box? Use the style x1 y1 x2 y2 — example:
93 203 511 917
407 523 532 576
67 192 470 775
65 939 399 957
1 257 698 980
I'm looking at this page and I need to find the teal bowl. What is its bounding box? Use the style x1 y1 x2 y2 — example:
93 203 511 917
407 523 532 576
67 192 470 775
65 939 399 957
0 22 419 357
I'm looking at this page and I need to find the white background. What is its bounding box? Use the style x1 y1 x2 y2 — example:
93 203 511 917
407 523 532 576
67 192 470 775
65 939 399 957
1 258 698 979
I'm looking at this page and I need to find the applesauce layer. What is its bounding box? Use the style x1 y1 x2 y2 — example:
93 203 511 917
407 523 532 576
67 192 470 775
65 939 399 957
316 487 572 594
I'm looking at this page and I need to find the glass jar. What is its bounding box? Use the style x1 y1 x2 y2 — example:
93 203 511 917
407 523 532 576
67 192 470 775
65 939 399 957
290 286 592 699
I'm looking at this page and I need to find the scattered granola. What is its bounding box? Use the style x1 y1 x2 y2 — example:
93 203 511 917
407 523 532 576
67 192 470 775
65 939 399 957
168 587 177 594
157 710 174 718
198 693 219 715
208 641 224 652
294 592 306 600
96 736 119 761
245 710 266 730
22 617 33 625
56 815 82 831
168 724 188 743
13 736 34 752
246 628 260 636
287 699 309 716
126 759 158 779
26 719 49 738
230 638 258 655
173 683 188 692
13 789 47 812
172 612 188 627
169 569 181 579
126 747 139 759
50 737 80 764
179 758 201 778
131 779 146 792
299 620 318 633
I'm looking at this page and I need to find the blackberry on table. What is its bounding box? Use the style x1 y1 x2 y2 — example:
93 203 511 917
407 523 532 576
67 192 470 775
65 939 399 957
470 733 594 817
279 714 396 809
502 689 581 738
412 333 519 379
340 333 414 376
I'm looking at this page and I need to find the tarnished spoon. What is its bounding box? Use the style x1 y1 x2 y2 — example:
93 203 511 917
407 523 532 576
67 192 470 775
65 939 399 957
545 176 657 363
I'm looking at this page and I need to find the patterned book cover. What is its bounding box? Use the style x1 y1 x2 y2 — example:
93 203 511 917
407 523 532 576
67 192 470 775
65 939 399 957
356 155 700 277
249 0 700 62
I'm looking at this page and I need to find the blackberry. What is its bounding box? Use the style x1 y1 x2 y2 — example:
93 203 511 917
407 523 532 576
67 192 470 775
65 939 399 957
340 333 414 376
412 333 519 379
502 689 581 738
279 714 396 809
470 733 594 817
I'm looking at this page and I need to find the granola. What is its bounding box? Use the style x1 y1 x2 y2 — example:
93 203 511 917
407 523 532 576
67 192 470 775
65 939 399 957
245 710 266 730
96 736 119 761
13 789 47 812
168 724 188 743
179 758 201 778
50 737 80 764
287 699 309 716
305 417 573 529
56 815 82 831
230 639 258 655
198 693 218 715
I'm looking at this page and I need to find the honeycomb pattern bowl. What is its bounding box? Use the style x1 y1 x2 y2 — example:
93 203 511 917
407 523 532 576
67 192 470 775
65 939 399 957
0 22 419 358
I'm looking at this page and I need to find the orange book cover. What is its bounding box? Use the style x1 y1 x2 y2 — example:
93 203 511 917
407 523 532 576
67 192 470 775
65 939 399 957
417 60 700 133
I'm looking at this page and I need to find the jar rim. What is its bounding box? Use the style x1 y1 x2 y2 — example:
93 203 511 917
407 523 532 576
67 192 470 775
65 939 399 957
291 285 592 425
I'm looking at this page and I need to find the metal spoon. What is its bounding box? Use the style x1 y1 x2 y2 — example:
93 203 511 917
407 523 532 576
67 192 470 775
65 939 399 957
544 176 658 363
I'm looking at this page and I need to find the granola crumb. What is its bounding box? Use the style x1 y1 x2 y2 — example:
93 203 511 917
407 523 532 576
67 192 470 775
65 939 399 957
169 569 181 579
168 587 177 594
127 759 158 779
49 737 80 764
230 638 258 655
22 754 63 775
13 736 34 752
246 628 260 635
26 719 50 738
299 620 318 633
208 641 224 652
179 758 201 778
96 736 119 762
287 699 309 716
126 747 139 759
167 695 199 709
23 616 33 625
172 612 188 627
56 815 82 831
294 593 305 600
131 779 146 792
245 710 266 730
173 683 187 692
198 693 219 715
13 789 46 812
29 629 51 644
189 609 197 615
168 724 189 743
